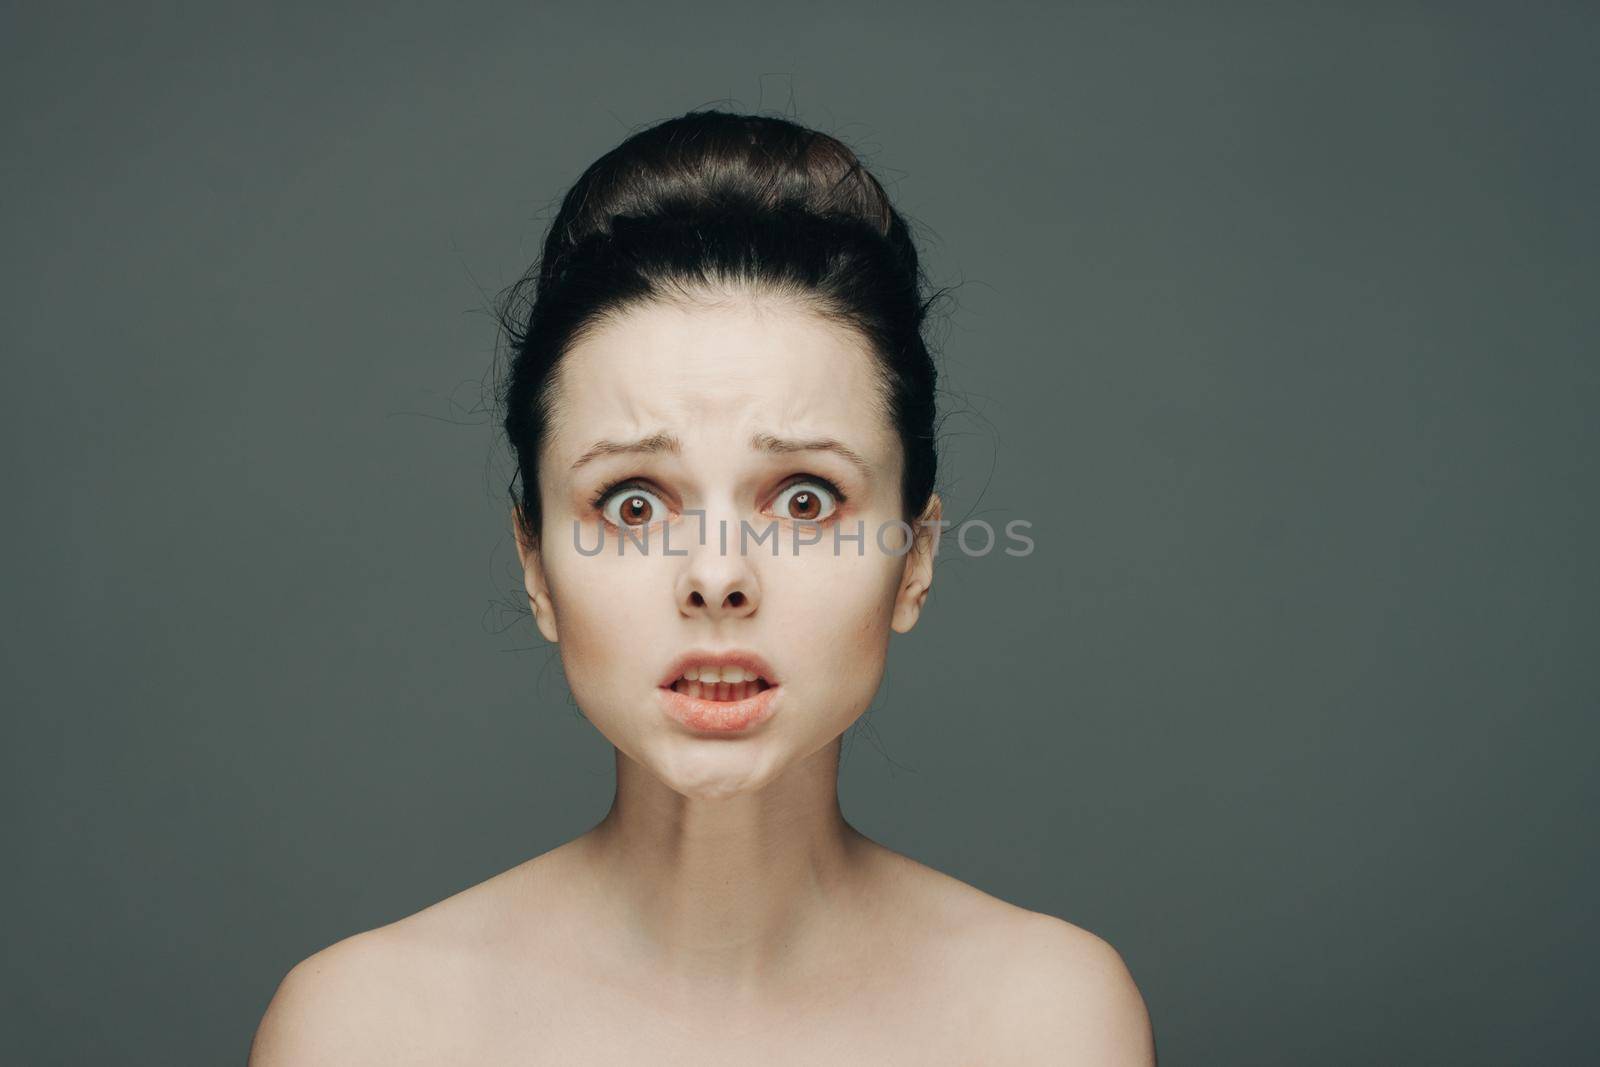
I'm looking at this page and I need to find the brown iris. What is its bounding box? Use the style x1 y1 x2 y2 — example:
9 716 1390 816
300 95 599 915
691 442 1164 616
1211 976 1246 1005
620 494 653 525
788 490 821 521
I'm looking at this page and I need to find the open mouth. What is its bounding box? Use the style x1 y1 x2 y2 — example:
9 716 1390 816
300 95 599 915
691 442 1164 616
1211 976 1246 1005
656 652 781 733
662 665 775 703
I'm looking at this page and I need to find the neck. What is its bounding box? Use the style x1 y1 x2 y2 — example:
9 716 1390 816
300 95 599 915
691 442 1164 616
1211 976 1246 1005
575 736 871 993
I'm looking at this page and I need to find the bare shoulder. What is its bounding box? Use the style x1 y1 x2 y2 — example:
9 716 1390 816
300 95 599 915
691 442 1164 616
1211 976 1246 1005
248 924 421 1066
247 856 555 1066
979 910 1156 1065
866 845 1156 1066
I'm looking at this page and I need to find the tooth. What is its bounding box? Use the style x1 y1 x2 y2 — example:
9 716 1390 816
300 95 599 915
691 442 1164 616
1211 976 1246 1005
724 666 747 683
688 681 702 699
685 666 701 682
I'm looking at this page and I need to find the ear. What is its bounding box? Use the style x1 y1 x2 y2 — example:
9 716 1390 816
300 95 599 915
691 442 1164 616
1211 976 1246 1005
512 506 560 644
891 493 942 634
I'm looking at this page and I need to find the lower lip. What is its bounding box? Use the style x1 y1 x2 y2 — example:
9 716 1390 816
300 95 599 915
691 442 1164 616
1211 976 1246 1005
657 683 781 735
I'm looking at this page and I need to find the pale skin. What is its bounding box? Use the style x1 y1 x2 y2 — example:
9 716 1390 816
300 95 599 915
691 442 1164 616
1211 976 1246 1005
249 288 1156 1065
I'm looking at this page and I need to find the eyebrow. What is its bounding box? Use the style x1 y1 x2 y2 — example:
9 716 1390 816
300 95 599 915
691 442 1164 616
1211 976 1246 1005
570 430 873 479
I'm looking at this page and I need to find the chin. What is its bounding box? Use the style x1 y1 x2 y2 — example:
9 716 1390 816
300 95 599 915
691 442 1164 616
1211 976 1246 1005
652 743 785 801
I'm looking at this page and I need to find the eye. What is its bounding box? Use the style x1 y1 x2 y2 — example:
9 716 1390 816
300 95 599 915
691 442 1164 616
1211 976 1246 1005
596 482 671 529
770 478 841 523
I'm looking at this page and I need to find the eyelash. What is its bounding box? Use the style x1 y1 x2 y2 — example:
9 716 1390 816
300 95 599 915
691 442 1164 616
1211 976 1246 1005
589 474 848 525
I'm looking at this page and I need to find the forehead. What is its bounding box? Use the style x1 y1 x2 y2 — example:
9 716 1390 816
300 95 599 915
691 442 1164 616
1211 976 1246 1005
544 293 895 469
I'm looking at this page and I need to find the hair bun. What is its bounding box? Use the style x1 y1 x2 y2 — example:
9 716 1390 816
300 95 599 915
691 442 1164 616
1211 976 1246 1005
551 109 897 250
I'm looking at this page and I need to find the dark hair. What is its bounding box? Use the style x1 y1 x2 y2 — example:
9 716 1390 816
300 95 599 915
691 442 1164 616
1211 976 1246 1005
496 108 944 547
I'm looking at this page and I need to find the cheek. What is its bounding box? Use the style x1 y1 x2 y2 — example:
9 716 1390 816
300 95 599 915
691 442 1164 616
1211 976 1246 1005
778 548 904 630
793 574 892 651
771 554 903 710
542 555 670 707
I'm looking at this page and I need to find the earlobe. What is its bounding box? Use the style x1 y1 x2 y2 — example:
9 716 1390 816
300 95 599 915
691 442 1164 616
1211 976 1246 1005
890 493 942 634
512 507 560 644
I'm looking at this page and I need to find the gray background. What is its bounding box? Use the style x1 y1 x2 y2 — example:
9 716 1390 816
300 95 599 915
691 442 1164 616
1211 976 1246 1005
3 2 1595 1063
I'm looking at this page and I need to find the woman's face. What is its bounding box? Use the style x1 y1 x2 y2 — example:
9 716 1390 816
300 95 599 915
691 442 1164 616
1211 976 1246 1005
514 291 939 800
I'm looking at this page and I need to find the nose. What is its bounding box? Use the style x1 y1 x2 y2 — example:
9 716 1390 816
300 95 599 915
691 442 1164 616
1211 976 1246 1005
676 525 760 620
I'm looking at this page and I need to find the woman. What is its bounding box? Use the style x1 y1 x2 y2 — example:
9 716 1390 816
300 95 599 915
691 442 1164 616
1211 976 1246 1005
250 108 1156 1065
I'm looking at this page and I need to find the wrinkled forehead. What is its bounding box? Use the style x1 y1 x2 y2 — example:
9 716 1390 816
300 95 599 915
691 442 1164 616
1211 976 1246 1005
541 295 897 475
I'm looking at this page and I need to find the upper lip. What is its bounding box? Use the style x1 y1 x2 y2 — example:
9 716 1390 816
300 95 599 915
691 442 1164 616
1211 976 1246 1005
658 648 780 687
